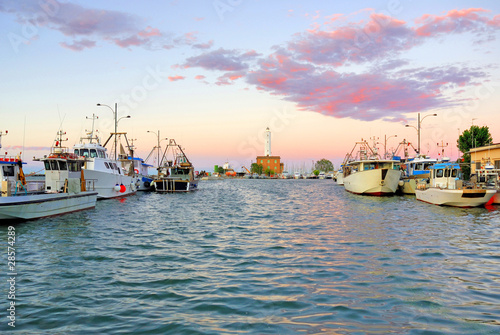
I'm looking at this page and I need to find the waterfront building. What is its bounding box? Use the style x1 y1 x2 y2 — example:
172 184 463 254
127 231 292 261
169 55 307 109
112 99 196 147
469 143 500 173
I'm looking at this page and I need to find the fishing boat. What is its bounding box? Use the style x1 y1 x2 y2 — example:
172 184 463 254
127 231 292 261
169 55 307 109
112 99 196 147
72 117 138 199
342 139 401 195
415 162 495 207
333 167 344 185
151 139 199 192
0 132 97 221
398 155 437 194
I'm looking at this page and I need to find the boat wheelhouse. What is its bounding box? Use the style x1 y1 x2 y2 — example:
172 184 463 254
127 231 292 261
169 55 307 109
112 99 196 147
399 156 437 194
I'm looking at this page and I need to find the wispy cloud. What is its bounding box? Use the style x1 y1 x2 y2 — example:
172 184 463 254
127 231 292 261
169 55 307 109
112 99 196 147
175 8 499 122
1 0 210 51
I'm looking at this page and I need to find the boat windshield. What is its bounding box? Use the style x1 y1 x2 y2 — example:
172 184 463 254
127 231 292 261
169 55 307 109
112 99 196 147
2 165 15 177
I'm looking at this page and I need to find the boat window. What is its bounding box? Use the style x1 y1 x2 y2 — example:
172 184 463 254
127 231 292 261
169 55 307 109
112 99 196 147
2 165 15 177
59 160 67 171
436 169 444 178
104 162 109 169
74 149 80 156
68 162 77 172
423 163 433 170
44 161 51 171
90 149 98 158
444 169 450 177
50 160 59 170
98 150 106 158
81 149 89 157
415 163 423 170
451 169 458 178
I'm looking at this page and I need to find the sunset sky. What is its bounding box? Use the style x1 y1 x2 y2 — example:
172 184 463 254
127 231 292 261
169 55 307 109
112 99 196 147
1 0 500 172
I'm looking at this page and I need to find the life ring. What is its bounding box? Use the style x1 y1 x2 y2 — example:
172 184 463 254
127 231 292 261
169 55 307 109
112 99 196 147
134 168 139 175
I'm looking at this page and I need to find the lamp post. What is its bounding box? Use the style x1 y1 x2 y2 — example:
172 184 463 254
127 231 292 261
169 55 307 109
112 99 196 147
97 103 118 160
384 134 397 159
405 112 437 154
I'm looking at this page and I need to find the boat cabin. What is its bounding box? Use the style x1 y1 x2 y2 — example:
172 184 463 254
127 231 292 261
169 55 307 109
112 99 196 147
42 156 85 193
426 163 462 189
343 160 396 177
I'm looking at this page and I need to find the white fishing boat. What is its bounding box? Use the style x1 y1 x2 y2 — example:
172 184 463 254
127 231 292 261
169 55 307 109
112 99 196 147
342 140 401 195
415 162 495 207
399 155 438 194
72 118 138 199
151 139 199 192
0 132 97 221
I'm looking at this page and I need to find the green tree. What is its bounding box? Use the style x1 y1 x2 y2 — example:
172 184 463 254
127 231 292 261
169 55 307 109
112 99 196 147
217 166 225 174
313 169 320 176
264 167 274 176
250 163 263 175
314 159 334 172
457 125 493 179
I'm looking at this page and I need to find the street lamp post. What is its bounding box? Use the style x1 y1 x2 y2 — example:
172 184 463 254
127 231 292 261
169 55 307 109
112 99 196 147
384 134 397 159
97 103 118 160
405 112 437 154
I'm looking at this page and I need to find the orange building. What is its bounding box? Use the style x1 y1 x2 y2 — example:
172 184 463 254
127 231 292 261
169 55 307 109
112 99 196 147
256 155 283 175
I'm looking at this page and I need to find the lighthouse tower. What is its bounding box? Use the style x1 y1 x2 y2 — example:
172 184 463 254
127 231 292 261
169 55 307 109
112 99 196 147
264 127 271 156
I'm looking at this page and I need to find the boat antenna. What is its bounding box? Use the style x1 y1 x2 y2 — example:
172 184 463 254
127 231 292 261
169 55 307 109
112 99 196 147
85 113 99 144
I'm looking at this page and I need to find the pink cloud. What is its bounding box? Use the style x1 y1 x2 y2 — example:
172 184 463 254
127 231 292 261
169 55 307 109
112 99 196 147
60 39 96 51
193 40 214 49
415 8 491 37
138 26 161 37
112 35 148 48
195 75 206 80
215 71 245 86
168 75 185 82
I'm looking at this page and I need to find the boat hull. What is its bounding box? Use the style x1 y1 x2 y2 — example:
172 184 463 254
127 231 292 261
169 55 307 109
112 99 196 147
153 179 199 192
0 191 98 220
415 188 496 207
344 168 401 195
83 169 137 199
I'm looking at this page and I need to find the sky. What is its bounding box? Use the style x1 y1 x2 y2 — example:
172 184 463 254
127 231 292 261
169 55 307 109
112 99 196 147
1 0 500 173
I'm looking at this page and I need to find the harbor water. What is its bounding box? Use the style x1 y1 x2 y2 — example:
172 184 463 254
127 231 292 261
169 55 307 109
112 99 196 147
2 179 500 334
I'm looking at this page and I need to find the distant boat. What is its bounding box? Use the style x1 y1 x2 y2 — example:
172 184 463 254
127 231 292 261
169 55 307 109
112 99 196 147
151 139 199 192
415 162 495 207
294 172 302 179
1 132 97 221
342 140 401 196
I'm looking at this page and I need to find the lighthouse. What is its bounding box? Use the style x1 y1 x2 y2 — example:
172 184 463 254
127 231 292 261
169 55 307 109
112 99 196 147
264 127 271 156
256 127 282 176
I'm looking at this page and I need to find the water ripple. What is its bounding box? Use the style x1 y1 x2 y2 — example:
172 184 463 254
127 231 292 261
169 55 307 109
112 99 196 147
2 179 499 334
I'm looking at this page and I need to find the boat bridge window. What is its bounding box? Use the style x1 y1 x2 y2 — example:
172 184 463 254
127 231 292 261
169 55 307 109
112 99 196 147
2 165 15 177
50 160 58 170
436 169 444 178
59 160 67 171
44 161 51 171
451 169 458 178
78 149 89 157
444 169 450 177
98 150 106 158
423 163 433 170
68 161 80 172
90 149 98 158
74 149 79 156
415 163 423 170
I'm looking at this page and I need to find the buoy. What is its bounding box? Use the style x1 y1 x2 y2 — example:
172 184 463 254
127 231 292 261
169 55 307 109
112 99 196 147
134 168 139 174
120 184 126 193
114 184 121 192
